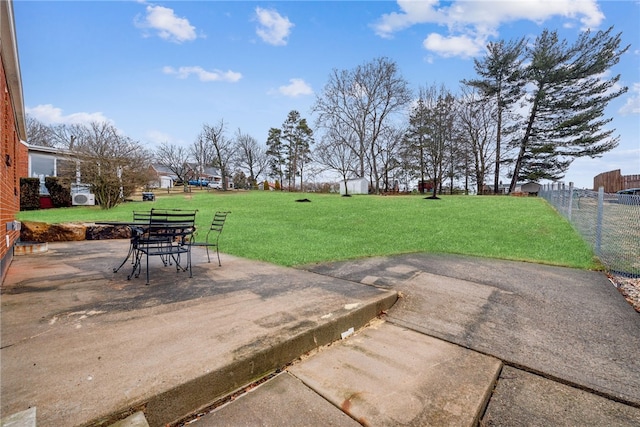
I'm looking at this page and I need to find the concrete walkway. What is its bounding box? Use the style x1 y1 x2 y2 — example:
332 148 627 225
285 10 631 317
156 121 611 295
1 242 639 426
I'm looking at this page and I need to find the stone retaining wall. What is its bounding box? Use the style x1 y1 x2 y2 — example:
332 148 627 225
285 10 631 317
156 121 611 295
20 221 131 242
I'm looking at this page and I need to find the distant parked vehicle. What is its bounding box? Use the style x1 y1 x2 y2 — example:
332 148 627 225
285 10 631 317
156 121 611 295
616 188 640 205
617 188 640 195
208 180 223 189
188 179 209 187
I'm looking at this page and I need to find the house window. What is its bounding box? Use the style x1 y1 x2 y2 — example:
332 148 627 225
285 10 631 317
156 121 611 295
31 153 55 176
30 153 56 194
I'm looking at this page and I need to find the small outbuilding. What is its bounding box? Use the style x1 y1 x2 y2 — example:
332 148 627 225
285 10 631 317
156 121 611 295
339 178 369 195
521 181 541 196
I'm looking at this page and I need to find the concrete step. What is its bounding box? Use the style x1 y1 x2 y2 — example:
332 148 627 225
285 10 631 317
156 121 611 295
196 321 502 426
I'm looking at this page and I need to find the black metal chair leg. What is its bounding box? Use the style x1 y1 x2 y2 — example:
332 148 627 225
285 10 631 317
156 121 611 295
145 251 150 285
113 244 134 273
127 250 141 280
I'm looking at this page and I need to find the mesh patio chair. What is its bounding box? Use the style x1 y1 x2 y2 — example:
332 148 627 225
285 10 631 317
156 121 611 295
189 211 230 266
129 209 197 284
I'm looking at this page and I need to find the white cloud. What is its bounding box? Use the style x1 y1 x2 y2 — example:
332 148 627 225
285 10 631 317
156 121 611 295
619 82 640 115
443 0 604 30
373 0 605 58
136 4 197 43
145 129 173 145
26 104 111 126
423 33 484 58
255 7 293 46
163 66 242 83
372 0 443 38
277 78 313 97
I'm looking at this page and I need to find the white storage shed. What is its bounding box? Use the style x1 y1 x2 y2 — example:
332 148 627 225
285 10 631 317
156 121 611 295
339 178 369 195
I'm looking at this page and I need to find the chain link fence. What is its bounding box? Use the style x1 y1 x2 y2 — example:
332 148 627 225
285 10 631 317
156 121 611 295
539 183 639 277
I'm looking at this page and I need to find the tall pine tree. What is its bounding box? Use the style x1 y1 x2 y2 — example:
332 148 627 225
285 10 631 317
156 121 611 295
464 38 525 194
265 127 285 188
281 111 311 190
509 27 628 190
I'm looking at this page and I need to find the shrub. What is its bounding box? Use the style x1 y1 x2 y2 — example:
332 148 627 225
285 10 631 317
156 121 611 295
20 178 40 211
274 180 281 191
45 177 72 207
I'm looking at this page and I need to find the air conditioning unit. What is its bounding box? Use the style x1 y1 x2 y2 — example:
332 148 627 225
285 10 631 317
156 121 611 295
72 193 95 206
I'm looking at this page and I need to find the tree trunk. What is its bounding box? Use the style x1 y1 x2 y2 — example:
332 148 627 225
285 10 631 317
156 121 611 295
494 91 503 194
370 144 379 194
509 90 541 193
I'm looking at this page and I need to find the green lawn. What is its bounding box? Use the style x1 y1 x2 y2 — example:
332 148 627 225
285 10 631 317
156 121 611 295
17 191 599 270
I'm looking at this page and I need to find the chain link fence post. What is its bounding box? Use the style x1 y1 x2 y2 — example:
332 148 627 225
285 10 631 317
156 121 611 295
595 186 604 257
567 182 573 221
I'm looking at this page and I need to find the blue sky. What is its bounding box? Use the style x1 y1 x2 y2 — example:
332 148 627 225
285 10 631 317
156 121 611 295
14 0 640 189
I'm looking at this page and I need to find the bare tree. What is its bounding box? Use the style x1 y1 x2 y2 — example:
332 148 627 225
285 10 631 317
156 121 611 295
375 125 404 192
190 132 215 181
25 115 55 147
314 126 359 196
199 120 234 190
70 122 152 209
154 142 191 183
456 86 497 194
313 57 412 193
49 123 89 149
25 115 89 149
233 129 267 189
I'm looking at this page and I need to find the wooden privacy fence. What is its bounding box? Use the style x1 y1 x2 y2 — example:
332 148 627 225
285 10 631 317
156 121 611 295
594 169 640 193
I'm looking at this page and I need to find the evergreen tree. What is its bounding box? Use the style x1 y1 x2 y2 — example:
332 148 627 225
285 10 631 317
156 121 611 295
265 127 285 188
403 97 429 194
278 110 314 191
509 27 628 190
464 38 525 193
293 117 314 191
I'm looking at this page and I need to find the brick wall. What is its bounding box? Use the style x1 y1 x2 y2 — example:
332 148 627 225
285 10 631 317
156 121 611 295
1 49 28 281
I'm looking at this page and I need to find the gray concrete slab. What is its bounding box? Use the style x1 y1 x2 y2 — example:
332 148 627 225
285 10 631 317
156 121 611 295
5 243 640 427
0 407 36 427
483 366 640 427
108 411 150 427
195 373 361 426
304 253 640 407
1 241 396 427
288 321 502 426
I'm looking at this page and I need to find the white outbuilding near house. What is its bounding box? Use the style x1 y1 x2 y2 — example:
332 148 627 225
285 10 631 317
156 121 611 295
339 178 369 195
159 175 174 189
